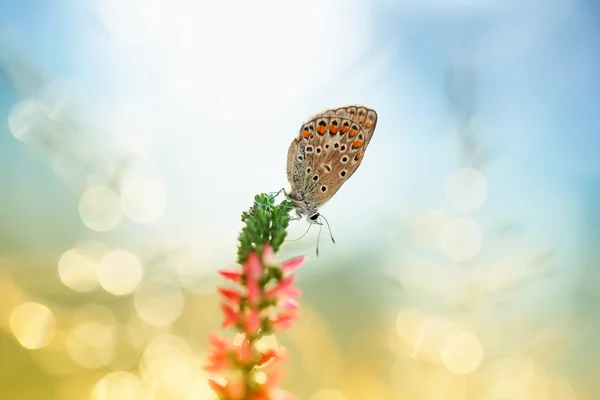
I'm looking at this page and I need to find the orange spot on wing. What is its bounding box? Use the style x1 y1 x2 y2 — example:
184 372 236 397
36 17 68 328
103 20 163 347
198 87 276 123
349 129 357 137
309 131 314 138
317 125 327 135
365 120 373 128
355 150 362 160
352 139 363 149
329 125 338 134
340 125 348 133
358 116 365 123
298 133 303 140
303 131 309 139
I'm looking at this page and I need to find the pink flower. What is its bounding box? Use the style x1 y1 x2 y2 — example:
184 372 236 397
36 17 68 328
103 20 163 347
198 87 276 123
207 245 305 399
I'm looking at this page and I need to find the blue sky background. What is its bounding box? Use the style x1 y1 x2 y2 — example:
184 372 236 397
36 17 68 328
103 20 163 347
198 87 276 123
0 0 598 274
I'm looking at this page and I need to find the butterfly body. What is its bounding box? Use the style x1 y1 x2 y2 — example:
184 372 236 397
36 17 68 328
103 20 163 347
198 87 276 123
286 105 378 223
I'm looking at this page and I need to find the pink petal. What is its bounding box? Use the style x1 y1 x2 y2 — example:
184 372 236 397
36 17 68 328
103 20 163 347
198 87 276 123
265 277 296 298
279 298 300 311
262 244 276 266
266 368 285 387
226 377 245 399
238 338 253 364
283 287 302 299
219 269 243 283
245 308 261 335
280 256 304 274
208 379 227 396
271 313 297 331
218 287 243 303
208 334 230 351
221 303 240 328
244 251 263 280
258 348 288 366
247 278 261 306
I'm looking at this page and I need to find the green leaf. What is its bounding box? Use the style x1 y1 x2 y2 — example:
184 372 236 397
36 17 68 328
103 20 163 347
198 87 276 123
236 194 294 264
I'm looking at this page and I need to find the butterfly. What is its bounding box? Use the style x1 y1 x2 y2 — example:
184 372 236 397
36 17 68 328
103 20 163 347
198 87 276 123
282 105 378 251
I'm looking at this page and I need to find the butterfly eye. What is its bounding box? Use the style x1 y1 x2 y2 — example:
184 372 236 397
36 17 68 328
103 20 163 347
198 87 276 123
339 170 347 178
309 213 319 221
320 185 327 192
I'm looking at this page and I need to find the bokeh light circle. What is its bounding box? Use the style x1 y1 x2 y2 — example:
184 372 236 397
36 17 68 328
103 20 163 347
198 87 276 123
66 321 115 369
7 99 50 144
90 371 147 400
78 186 123 232
58 242 107 292
97 250 143 295
440 331 484 374
9 302 56 349
134 281 185 326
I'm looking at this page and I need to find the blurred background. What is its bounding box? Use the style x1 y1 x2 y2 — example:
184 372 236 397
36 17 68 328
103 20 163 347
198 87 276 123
1 0 599 399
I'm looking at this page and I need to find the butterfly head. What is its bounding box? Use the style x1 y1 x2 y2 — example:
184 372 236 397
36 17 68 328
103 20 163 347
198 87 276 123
285 190 321 223
308 212 320 224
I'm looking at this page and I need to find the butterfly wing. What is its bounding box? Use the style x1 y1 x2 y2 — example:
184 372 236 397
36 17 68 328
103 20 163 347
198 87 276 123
290 105 377 208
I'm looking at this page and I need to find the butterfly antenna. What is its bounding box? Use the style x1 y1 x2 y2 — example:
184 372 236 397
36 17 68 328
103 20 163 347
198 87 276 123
286 223 312 242
320 214 336 244
316 222 322 257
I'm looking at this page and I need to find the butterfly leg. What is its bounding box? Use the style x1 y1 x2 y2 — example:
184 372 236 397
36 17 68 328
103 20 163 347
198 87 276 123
268 188 287 202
